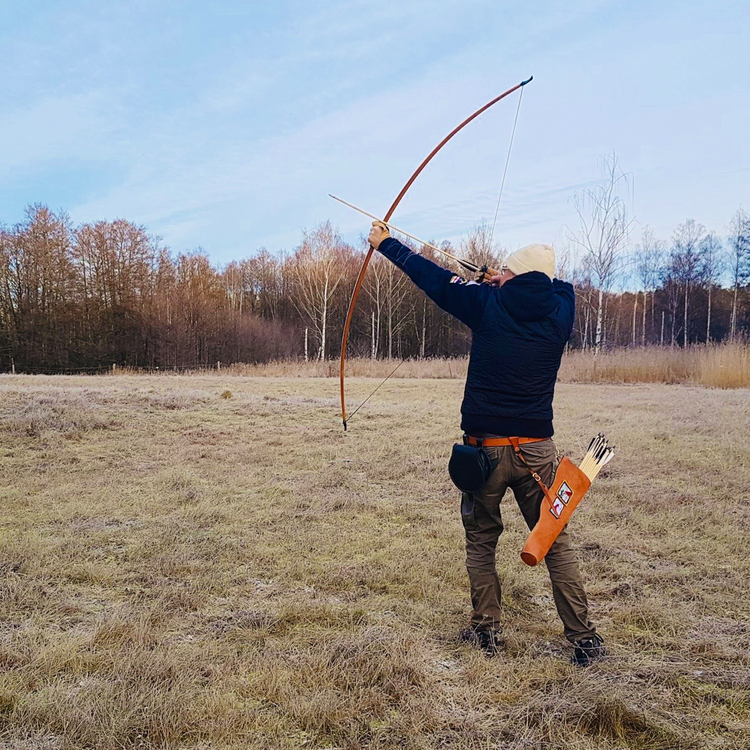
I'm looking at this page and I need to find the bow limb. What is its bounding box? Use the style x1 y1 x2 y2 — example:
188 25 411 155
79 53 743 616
339 244 376 429
339 76 533 430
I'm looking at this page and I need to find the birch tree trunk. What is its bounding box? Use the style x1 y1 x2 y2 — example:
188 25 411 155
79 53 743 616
583 306 589 350
319 276 328 360
420 297 426 358
387 291 393 359
671 311 676 347
595 288 604 354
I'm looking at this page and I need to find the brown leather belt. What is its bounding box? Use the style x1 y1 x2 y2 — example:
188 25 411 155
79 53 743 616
465 435 548 447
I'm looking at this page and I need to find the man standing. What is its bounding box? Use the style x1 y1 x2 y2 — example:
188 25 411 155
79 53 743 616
367 221 604 666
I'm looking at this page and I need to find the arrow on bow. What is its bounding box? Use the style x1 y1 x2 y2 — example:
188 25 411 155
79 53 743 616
338 76 533 431
329 194 500 280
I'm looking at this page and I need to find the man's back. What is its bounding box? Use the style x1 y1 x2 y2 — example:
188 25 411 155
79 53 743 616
461 271 575 438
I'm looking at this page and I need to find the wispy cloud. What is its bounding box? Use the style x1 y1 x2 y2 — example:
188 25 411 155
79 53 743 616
1 0 748 261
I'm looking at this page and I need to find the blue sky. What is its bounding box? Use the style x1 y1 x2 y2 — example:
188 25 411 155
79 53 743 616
1 0 748 264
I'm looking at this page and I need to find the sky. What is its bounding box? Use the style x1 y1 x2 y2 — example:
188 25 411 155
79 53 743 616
1 0 748 266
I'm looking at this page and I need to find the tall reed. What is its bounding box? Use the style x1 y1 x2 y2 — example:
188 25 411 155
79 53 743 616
113 343 749 388
560 343 750 388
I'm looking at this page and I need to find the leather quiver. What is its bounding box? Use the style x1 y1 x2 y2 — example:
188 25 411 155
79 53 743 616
520 456 591 566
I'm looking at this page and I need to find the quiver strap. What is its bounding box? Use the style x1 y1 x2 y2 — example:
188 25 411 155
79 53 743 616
508 436 556 505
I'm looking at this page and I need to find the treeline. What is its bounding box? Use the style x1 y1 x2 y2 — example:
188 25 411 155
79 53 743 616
573 211 750 350
0 206 298 372
1 203 749 373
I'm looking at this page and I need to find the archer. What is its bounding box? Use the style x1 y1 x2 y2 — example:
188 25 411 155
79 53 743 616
367 221 605 666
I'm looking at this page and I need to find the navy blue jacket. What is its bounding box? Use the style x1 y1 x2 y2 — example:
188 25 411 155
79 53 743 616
378 237 575 437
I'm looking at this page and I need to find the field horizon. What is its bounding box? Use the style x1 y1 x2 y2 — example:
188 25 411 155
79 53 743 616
0 374 748 749
76 342 748 391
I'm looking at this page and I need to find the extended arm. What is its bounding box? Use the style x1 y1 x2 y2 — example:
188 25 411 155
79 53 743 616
375 235 490 330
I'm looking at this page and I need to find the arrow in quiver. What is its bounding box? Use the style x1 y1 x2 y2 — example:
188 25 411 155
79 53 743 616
520 434 615 567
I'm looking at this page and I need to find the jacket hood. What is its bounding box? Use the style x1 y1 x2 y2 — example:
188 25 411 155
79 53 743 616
499 271 558 322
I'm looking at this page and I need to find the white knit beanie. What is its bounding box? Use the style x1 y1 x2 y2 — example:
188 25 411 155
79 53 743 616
505 243 555 280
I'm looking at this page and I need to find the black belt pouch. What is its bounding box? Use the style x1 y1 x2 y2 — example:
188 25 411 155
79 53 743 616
449 442 494 493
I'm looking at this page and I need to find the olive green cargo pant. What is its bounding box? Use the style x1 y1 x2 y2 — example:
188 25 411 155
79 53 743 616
460 439 597 642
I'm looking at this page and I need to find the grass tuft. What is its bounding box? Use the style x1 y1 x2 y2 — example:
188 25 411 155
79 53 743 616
576 696 691 749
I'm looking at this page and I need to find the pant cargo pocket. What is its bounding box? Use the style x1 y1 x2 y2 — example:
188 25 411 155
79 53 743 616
461 493 476 529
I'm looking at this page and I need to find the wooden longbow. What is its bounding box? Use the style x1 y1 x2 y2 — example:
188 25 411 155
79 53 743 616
339 76 533 431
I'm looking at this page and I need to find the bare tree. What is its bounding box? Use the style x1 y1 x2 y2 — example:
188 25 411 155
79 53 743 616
8 206 76 368
728 208 750 339
289 222 351 360
383 248 413 359
670 219 706 346
569 153 634 353
460 221 504 276
661 265 682 347
223 261 244 315
635 227 666 345
555 244 573 282
567 253 595 349
242 249 289 321
364 252 388 359
172 251 225 364
699 231 723 342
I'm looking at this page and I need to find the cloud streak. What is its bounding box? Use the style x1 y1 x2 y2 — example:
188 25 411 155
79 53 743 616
1 0 748 262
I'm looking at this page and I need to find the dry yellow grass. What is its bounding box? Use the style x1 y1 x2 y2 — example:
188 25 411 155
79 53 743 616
560 343 750 388
0 374 748 749
139 342 750 389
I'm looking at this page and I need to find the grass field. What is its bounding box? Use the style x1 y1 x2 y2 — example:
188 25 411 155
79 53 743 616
0 374 748 749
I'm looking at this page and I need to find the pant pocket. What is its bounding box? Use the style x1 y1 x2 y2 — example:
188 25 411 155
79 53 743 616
517 440 557 481
460 493 476 529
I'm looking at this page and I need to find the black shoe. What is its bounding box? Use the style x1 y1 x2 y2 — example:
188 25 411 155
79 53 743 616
571 633 605 666
458 627 504 656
